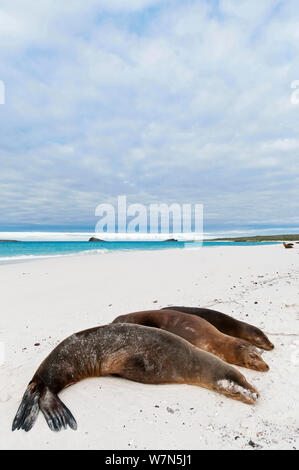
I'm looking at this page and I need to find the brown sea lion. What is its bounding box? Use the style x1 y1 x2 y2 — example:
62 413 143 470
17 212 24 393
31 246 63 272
12 323 259 432
112 310 269 371
162 306 274 351
282 242 294 249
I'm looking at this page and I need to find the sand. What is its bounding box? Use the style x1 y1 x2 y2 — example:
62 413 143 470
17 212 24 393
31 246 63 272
0 244 298 450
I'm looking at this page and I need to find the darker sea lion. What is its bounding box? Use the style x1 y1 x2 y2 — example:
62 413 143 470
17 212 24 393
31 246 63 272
282 242 294 249
12 323 259 432
112 310 269 371
163 306 274 351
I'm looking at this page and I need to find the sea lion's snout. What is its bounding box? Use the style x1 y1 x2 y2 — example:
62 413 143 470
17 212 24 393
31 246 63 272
253 336 274 351
245 348 269 372
216 369 259 405
247 327 274 351
235 343 269 372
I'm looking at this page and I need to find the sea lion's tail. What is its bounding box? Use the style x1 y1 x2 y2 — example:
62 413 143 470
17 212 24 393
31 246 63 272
12 382 77 432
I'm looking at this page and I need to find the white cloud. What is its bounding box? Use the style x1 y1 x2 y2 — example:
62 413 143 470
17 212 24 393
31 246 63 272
219 0 277 22
262 138 299 151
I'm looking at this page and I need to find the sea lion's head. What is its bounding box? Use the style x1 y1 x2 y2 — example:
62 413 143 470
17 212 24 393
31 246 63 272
215 368 259 405
245 326 274 351
236 343 269 372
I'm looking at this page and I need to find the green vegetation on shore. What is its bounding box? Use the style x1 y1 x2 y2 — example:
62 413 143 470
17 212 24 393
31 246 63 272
206 234 299 242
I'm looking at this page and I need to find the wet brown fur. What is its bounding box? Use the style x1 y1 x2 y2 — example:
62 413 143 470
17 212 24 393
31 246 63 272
163 306 274 351
13 323 260 432
112 310 269 371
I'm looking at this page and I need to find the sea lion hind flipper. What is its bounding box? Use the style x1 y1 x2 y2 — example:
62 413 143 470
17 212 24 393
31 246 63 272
12 383 77 432
12 383 40 432
39 388 77 432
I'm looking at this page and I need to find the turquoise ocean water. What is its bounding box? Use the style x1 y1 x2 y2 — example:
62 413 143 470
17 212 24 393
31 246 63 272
0 240 279 264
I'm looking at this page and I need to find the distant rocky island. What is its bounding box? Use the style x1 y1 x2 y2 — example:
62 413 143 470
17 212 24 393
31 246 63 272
88 237 180 242
206 234 299 242
0 240 19 242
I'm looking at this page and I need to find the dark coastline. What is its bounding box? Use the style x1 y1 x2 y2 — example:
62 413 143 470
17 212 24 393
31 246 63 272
205 234 299 242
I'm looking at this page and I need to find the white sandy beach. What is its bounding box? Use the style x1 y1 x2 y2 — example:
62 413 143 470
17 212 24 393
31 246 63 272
0 244 298 450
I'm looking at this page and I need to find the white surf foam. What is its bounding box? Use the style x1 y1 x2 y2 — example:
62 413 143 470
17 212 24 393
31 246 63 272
0 249 109 264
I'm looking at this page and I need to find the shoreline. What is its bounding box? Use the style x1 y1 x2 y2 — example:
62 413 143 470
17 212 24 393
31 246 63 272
0 240 281 266
1 244 298 449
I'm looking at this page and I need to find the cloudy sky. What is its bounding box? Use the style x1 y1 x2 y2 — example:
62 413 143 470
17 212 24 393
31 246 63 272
0 0 298 233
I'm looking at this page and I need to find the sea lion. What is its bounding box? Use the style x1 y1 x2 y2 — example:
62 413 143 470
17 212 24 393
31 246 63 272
282 242 294 249
12 323 259 432
163 306 274 351
112 310 269 371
